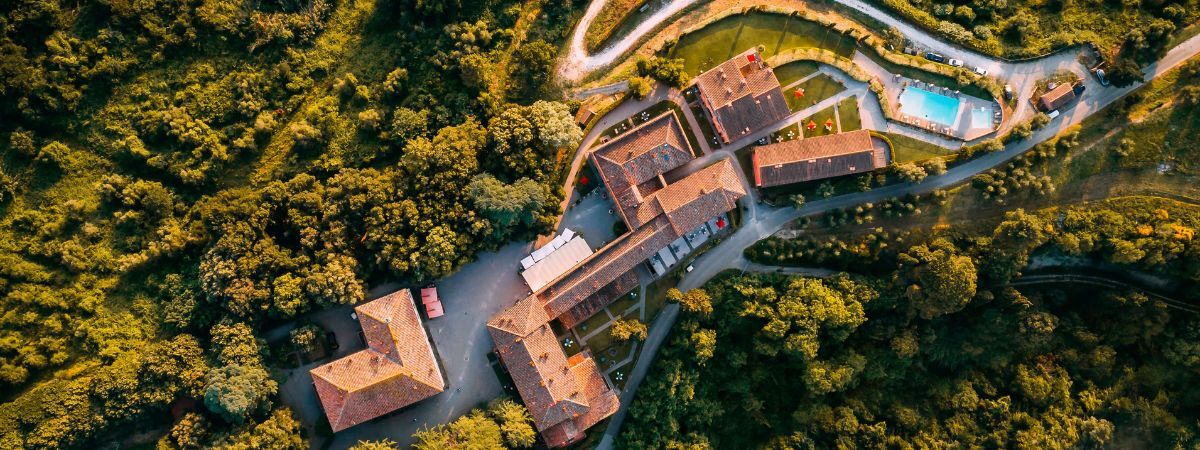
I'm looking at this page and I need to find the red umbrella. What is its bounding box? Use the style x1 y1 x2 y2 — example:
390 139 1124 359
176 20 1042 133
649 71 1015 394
793 88 805 98
824 118 834 127
579 175 589 185
806 120 817 131
716 218 726 229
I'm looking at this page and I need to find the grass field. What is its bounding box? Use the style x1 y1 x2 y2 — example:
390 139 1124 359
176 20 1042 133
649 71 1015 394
884 132 957 163
584 0 649 51
770 123 801 143
774 60 820 88
787 74 844 112
670 12 858 76
802 105 839 137
837 97 862 131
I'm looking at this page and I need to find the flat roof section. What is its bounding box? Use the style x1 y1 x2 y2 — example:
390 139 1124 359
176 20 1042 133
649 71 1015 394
521 236 595 292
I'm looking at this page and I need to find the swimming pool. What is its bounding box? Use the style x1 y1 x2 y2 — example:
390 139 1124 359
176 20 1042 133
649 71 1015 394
899 87 961 126
970 107 994 129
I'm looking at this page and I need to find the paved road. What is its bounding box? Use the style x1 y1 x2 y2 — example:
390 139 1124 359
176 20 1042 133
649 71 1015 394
560 0 699 81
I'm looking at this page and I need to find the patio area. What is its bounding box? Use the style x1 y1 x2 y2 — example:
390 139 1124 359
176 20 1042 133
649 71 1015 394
890 76 1002 141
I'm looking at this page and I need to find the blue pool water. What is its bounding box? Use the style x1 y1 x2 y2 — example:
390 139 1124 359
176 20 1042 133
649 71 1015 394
899 87 961 126
971 107 994 129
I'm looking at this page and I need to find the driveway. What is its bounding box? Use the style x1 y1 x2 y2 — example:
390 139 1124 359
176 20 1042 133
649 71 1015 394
278 242 533 449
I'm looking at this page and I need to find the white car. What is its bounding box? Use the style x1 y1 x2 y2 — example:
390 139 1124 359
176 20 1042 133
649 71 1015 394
973 66 988 76
948 58 964 67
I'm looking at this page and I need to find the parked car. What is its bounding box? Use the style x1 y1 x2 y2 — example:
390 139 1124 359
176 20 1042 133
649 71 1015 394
1094 68 1110 86
925 52 946 63
973 66 988 76
948 58 964 67
326 331 339 351
686 265 695 273
1003 84 1014 100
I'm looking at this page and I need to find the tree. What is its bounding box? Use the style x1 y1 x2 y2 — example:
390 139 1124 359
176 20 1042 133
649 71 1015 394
628 76 653 100
210 408 305 450
679 289 713 317
491 399 536 448
610 318 649 342
897 238 978 319
637 57 689 88
203 364 278 423
512 40 556 96
290 324 323 356
468 174 546 238
386 107 429 145
350 439 398 450
790 194 806 210
894 162 928 183
1107 58 1144 87
921 158 947 176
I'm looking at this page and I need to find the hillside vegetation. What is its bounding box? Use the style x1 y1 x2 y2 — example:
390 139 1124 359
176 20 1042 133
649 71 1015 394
0 0 582 447
625 198 1200 448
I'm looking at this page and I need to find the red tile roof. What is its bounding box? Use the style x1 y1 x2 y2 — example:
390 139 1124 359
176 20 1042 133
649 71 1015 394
590 112 694 229
1039 83 1076 112
487 310 618 447
695 48 791 143
752 130 887 187
311 290 445 432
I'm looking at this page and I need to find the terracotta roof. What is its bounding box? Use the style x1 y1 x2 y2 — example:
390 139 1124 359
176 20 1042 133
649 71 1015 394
311 290 445 432
487 312 619 447
590 112 694 228
557 270 640 329
1039 83 1076 111
694 49 791 143
652 159 746 235
753 130 886 187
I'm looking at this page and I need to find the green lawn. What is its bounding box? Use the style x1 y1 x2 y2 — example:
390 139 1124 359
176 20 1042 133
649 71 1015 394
671 12 859 77
770 123 801 143
689 103 720 149
577 308 613 334
608 290 639 316
883 132 957 163
837 97 862 131
801 105 839 137
786 74 844 112
774 60 820 88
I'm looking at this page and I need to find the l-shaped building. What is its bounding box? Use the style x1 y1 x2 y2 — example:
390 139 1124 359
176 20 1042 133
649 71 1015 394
693 48 791 144
488 111 746 447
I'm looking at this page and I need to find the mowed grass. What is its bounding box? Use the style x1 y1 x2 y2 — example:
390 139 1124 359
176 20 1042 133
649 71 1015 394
801 105 839 137
787 74 843 112
884 132 957 163
671 12 859 77
774 60 820 87
585 0 650 51
837 97 862 131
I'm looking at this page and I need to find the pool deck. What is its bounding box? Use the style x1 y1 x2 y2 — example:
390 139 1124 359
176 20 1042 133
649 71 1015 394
852 51 1001 142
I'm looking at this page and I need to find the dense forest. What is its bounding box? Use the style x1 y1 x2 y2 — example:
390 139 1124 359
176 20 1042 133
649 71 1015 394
621 198 1200 448
0 0 583 447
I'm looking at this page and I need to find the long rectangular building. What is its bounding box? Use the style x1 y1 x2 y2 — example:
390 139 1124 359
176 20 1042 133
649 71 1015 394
694 48 791 144
752 130 889 187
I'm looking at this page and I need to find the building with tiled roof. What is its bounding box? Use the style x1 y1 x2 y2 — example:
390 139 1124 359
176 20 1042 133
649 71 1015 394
694 48 791 143
752 130 889 187
590 112 694 229
488 111 747 447
1038 82 1077 112
310 290 445 432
